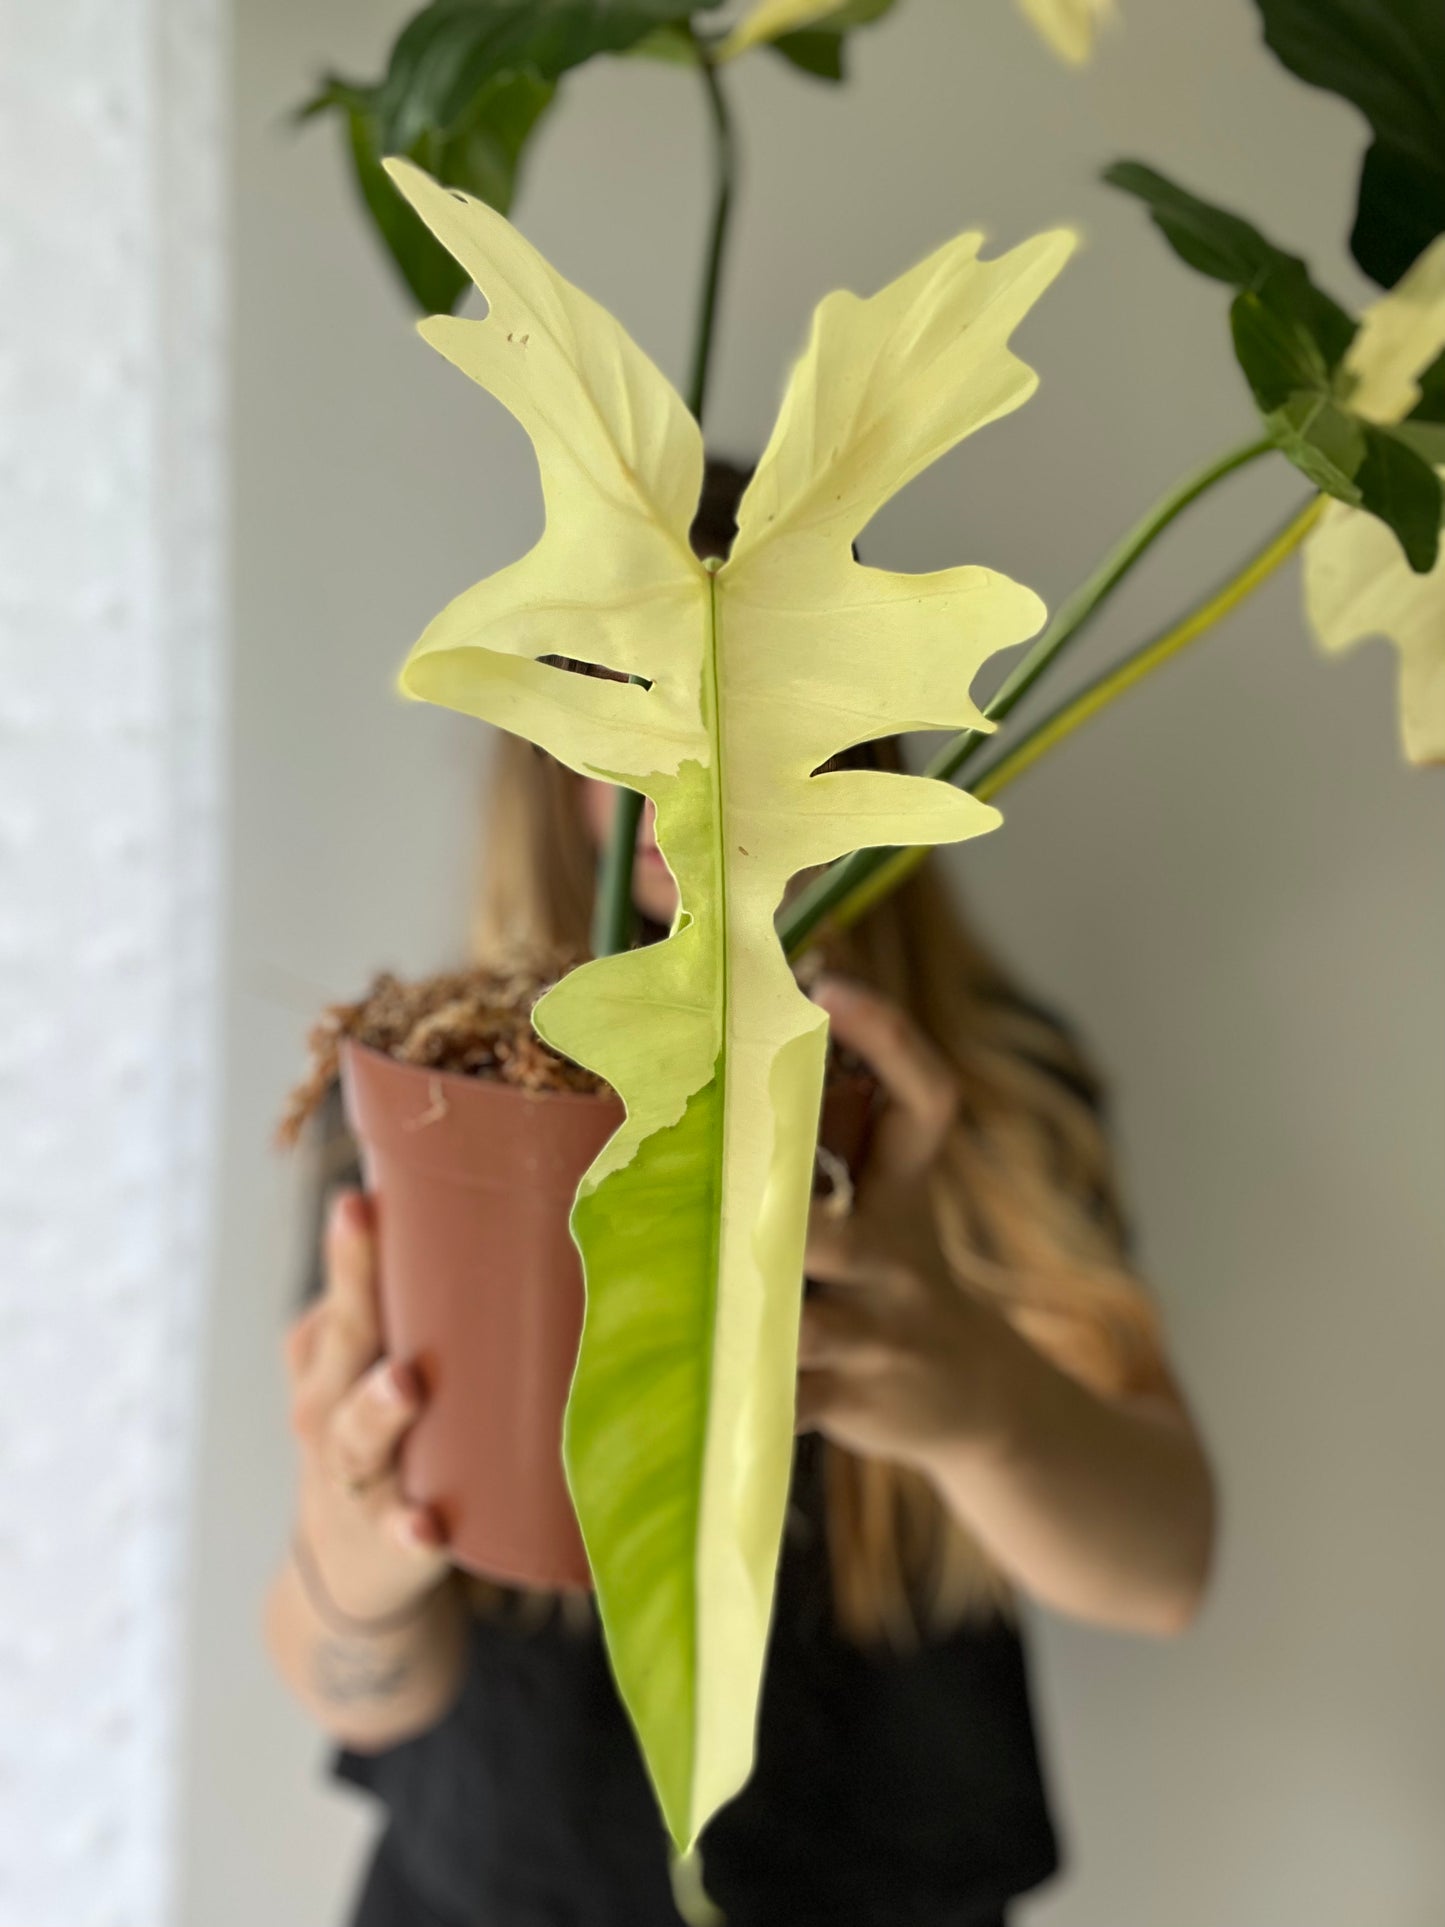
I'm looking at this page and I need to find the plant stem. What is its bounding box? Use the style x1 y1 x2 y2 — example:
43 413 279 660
805 493 1325 940
778 433 1275 956
686 53 736 426
591 786 647 959
592 50 737 959
967 494 1325 806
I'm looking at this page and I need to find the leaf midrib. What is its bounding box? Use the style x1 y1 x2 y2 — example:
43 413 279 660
687 566 729 1839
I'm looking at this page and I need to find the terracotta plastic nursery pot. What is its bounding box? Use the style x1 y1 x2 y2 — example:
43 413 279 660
341 1037 878 1592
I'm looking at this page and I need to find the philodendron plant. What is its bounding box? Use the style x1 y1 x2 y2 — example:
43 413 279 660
383 155 1071 1846
305 0 1445 1869
306 0 1445 964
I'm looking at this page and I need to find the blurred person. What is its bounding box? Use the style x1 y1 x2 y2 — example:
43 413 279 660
265 461 1216 1927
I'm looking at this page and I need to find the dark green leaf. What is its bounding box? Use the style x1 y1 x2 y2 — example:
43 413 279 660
768 29 846 80
1393 418 1445 468
1355 423 1443 571
1266 393 1367 501
1409 345 1445 424
375 0 720 151
435 68 557 214
625 20 700 62
300 0 721 311
1351 139 1445 292
794 0 900 31
306 69 553 311
1230 288 1332 412
1253 0 1445 287
1104 159 1357 369
760 0 898 82
313 82 471 312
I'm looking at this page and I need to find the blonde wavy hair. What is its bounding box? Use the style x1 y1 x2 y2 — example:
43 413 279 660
473 724 1171 1645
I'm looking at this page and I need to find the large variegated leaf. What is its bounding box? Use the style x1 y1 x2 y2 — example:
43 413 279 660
384 156 1071 1845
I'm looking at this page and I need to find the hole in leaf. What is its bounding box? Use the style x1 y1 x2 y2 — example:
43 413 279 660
537 654 652 692
809 736 902 778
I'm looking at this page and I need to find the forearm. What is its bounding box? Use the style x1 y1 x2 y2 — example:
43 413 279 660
264 1553 469 1751
924 1320 1217 1636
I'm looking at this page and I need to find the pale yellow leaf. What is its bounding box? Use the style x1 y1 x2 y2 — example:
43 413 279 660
1305 493 1445 765
1344 234 1445 425
1013 0 1116 65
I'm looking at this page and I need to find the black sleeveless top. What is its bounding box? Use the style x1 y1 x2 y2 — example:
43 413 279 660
328 1433 1059 1927
304 1065 1072 1927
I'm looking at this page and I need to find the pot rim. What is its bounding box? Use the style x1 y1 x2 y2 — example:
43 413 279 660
340 1035 621 1109
340 1039 878 1113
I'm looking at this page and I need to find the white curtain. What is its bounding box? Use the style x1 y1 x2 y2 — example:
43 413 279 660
0 4 226 1923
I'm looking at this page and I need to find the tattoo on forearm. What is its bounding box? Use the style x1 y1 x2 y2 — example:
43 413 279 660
313 1636 416 1705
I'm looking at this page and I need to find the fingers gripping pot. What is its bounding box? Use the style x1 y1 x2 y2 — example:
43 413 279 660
341 1039 877 1592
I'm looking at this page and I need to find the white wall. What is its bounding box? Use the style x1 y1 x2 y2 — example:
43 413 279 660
181 0 1445 1921
4 5 225 1923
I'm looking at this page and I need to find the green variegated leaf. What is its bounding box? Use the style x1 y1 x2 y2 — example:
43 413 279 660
383 157 1070 1846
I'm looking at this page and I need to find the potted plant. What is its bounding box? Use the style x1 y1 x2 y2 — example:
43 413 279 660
283 959 620 1590
282 957 879 1594
289 0 1443 1868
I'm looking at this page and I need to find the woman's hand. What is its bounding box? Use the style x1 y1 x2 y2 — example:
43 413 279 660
799 976 1217 1634
798 976 1012 1472
285 1190 452 1622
